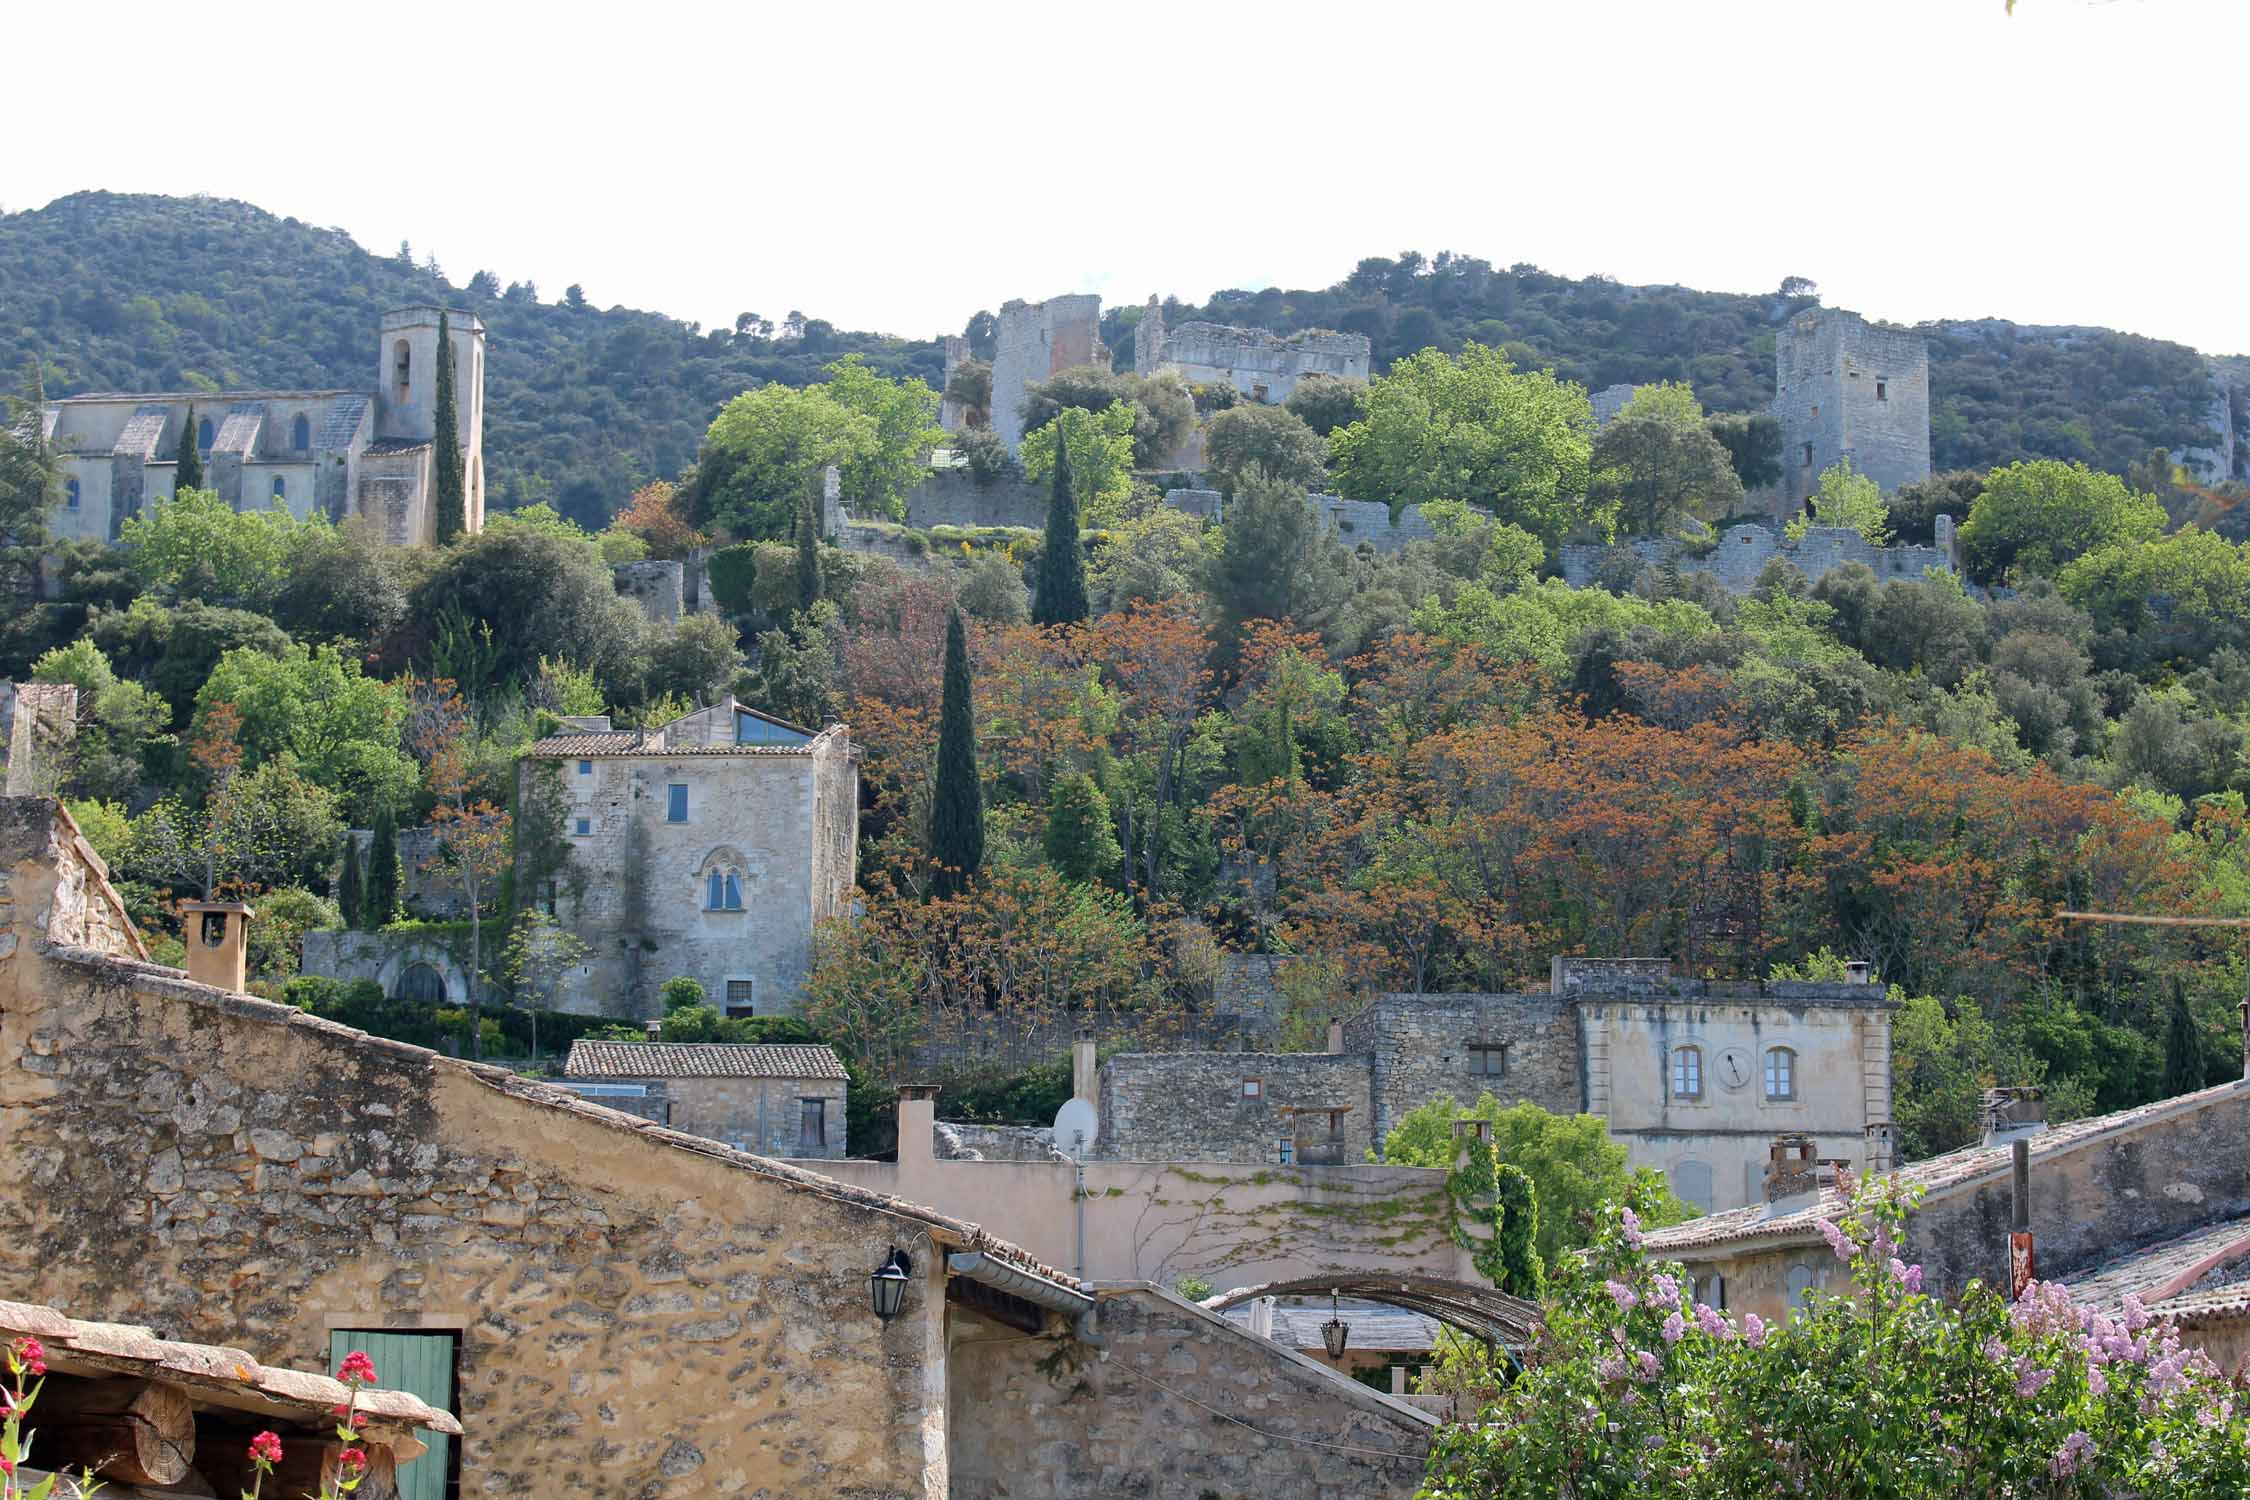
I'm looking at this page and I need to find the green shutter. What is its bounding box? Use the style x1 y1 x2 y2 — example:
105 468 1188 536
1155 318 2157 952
330 1330 456 1500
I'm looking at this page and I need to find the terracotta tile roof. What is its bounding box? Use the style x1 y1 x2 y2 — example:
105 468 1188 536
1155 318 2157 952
1645 1079 2250 1256
0 1297 460 1437
2148 1282 2250 1327
565 1040 849 1080
2064 1213 2250 1313
364 437 432 455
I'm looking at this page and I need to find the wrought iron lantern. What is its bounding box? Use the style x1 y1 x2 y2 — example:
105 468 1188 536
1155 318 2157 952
1320 1289 1350 1359
870 1248 913 1324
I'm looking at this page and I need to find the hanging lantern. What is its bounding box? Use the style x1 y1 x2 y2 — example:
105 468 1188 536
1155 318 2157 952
1321 1288 1350 1359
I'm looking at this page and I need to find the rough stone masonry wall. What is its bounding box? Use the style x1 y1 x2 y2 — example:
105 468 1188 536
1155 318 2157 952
0 798 956 1498
659 1074 847 1160
1773 309 1930 505
990 295 1102 453
1097 1052 1373 1164
1556 522 1955 594
1344 993 1582 1149
947 1284 1431 1500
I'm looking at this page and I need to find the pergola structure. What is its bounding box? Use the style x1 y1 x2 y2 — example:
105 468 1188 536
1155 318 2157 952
1204 1273 1544 1348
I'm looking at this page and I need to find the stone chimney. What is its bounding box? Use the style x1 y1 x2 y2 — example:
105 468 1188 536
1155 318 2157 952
177 901 253 993
5 683 77 797
897 1084 940 1173
1072 1034 1097 1104
820 464 845 535
1865 1120 1898 1174
1981 1087 2046 1149
1763 1134 1820 1205
1326 1017 1344 1055
644 1019 663 1041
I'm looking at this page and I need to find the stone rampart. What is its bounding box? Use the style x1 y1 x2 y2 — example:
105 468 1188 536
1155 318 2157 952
1557 522 1956 594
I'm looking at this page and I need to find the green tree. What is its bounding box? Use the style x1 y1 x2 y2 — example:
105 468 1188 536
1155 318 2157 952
1021 401 1136 528
1019 364 1193 469
1957 458 2165 581
191 643 417 821
1379 1094 1689 1262
363 803 400 929
336 830 365 929
1493 1162 1545 1300
1589 382 1745 538
929 608 984 895
692 358 940 540
1327 343 1597 551
1043 771 1121 884
174 406 203 493
1208 469 1348 649
2164 977 2208 1098
1031 411 1090 627
1706 410 1783 492
1283 373 1368 438
795 483 822 614
1204 402 1329 495
432 311 466 543
0 357 56 597
1786 459 1890 543
661 976 708 1012
28 638 170 803
121 488 315 611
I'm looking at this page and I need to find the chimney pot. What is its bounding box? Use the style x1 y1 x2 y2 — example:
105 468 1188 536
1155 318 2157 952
1326 1017 1344 1055
176 900 254 994
644 1020 663 1041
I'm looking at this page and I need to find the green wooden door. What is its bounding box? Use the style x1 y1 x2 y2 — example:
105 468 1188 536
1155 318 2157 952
330 1330 457 1500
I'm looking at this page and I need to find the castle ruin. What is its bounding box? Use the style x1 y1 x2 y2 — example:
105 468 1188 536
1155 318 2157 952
1135 293 1371 405
1772 307 1931 507
989 294 1104 452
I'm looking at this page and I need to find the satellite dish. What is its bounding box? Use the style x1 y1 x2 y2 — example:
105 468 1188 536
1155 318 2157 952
1052 1098 1099 1160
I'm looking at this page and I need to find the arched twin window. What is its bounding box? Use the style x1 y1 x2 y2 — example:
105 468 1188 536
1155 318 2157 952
1764 1046 1797 1101
291 413 311 451
705 869 743 911
1670 1044 1703 1100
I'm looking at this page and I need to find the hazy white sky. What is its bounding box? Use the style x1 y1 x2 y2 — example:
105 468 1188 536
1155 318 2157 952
12 0 2245 353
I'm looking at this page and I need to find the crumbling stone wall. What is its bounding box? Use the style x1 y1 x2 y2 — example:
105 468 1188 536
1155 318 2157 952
1147 320 1371 405
947 1284 1431 1500
0 795 957 1498
1097 1052 1373 1164
901 468 1048 530
1773 308 1931 505
1557 521 1956 594
612 560 687 625
1341 993 1581 1149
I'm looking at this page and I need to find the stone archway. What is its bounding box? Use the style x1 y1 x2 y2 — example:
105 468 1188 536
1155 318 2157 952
1203 1273 1543 1346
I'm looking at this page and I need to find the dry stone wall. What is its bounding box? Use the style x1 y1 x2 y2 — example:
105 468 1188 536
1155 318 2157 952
947 1284 1431 1500
1097 1052 1373 1164
1342 993 1582 1147
1557 521 1956 594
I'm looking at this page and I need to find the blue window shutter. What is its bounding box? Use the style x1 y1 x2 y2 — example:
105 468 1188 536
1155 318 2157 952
707 870 723 910
578 759 591 775
725 873 741 910
668 784 688 822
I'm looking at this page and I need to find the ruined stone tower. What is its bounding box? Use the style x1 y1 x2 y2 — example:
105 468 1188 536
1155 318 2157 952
1134 295 1166 378
1772 308 1930 508
989 295 1104 453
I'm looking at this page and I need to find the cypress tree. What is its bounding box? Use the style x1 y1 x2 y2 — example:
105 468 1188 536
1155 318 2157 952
1031 411 1088 626
432 312 466 542
364 804 401 929
796 483 822 614
337 831 365 930
174 405 204 493
1494 1164 1546 1300
2164 978 2208 1097
928 608 984 896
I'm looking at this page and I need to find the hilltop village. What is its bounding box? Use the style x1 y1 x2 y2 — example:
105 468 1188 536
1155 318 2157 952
8 255 2250 1497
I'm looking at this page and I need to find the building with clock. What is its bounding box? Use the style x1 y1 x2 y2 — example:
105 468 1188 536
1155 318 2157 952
1091 956 1897 1214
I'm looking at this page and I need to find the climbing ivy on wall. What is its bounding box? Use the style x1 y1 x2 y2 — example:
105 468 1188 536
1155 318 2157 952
1445 1137 1545 1298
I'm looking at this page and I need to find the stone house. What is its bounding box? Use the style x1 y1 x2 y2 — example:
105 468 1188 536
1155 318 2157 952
1095 957 1898 1214
37 306 485 547
559 1038 848 1159
1644 1051 2250 1359
0 794 1434 1498
517 696 858 1019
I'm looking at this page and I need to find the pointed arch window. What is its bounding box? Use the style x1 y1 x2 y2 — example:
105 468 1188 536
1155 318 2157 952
705 869 743 911
291 413 311 451
196 417 215 452
272 476 288 502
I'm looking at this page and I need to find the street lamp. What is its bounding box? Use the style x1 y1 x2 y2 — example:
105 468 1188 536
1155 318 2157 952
870 1248 913 1324
1321 1289 1350 1360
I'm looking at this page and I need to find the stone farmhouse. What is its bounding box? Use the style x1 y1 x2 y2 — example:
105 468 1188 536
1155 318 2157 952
37 307 486 548
1095 957 1898 1215
518 696 858 1019
558 1038 849 1160
1646 1048 2250 1372
0 794 1439 1498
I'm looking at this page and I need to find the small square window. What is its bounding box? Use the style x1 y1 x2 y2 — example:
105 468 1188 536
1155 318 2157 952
725 979 754 1018
1241 1077 1262 1099
573 817 592 837
1467 1043 1508 1077
1876 379 1889 402
578 759 592 775
667 783 688 822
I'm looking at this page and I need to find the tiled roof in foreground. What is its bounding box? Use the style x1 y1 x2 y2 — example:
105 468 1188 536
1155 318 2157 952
565 1040 849 1080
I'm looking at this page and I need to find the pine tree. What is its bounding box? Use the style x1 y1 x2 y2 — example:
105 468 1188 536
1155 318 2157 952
1043 771 1121 884
1494 1163 1546 1300
929 608 984 896
364 803 401 929
1032 411 1088 626
336 831 365 930
796 483 822 615
432 312 466 542
2163 978 2208 1097
174 406 204 493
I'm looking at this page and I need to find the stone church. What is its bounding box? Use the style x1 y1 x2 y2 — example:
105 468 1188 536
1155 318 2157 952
37 305 486 546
